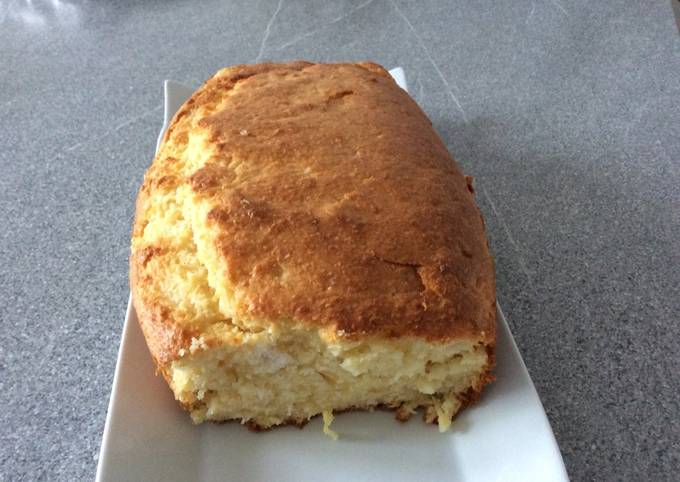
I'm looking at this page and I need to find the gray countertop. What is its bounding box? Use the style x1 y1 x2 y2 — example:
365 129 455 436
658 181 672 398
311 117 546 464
1 0 678 480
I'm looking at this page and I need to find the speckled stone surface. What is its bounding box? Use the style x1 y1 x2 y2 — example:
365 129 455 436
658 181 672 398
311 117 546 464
1 0 678 480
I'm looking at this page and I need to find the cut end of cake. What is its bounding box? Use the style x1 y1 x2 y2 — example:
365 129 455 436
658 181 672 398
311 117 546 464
165 318 493 433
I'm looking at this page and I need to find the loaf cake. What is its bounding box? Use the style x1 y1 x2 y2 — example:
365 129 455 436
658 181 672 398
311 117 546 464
130 61 496 433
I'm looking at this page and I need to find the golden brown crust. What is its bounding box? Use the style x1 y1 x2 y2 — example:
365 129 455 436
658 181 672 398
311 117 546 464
130 250 195 368
131 61 496 367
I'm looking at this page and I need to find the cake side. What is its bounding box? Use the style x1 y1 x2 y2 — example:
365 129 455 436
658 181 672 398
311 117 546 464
167 321 493 431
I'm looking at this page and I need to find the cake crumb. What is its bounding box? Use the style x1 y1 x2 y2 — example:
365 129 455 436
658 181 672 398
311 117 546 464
395 401 418 422
322 409 338 440
434 396 461 433
189 336 208 354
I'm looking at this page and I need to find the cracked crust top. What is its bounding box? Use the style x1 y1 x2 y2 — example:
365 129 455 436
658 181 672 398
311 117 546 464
131 61 496 366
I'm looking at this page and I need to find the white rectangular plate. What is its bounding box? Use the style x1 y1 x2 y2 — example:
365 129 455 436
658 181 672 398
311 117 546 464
97 68 568 482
